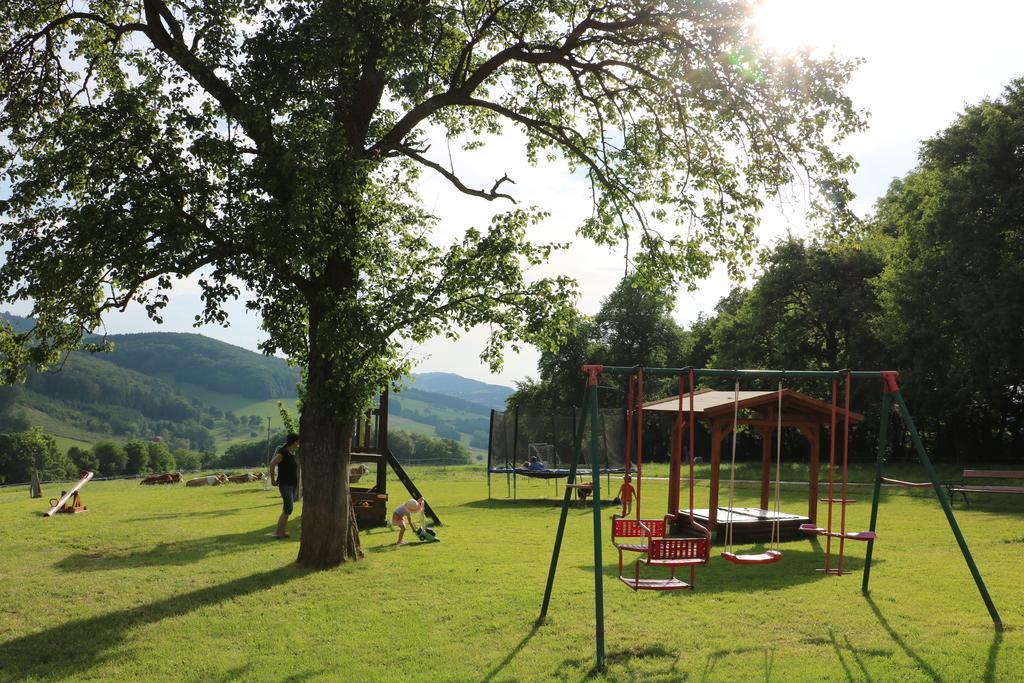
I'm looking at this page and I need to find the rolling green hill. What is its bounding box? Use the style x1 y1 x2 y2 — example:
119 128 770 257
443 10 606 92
0 313 509 461
411 372 513 410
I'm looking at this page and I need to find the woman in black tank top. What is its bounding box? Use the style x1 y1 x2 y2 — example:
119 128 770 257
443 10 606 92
269 433 300 538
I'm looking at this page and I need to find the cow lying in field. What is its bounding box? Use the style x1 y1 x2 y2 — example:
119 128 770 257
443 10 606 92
140 472 182 485
349 464 370 483
227 472 264 483
185 474 229 487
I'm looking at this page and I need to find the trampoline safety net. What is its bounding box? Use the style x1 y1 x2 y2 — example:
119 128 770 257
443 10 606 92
488 407 628 472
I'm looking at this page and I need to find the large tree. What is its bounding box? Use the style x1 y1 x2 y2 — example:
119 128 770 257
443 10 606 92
0 1 860 567
872 78 1024 460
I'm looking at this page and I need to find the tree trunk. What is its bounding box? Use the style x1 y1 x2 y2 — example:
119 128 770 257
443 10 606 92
295 322 363 569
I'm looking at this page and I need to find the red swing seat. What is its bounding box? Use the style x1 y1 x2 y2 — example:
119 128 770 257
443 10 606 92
722 550 782 565
611 516 666 552
619 536 710 591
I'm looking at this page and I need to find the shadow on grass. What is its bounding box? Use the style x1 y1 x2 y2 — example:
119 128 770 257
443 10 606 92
824 627 895 681
864 595 941 682
481 624 541 681
124 505 277 523
52 525 289 571
0 564 308 680
554 644 683 681
697 645 778 682
985 630 1003 683
571 546 880 595
218 486 275 495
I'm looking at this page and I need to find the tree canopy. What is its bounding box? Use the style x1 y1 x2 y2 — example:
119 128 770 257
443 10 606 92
1 1 861 567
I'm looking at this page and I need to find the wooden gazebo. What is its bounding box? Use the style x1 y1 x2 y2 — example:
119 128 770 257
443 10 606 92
644 388 863 540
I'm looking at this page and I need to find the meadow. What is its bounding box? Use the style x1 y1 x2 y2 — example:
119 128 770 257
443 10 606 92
1 467 1020 682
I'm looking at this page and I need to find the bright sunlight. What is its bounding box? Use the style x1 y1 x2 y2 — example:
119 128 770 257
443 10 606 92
751 0 850 54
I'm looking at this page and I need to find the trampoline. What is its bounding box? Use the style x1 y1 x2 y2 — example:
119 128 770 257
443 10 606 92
487 406 629 500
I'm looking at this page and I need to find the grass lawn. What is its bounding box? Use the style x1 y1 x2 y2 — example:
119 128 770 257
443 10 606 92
1 468 1020 681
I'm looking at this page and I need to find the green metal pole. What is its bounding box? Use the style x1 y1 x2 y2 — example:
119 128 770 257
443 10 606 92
588 372 606 671
891 389 1003 630
539 385 591 623
861 390 890 595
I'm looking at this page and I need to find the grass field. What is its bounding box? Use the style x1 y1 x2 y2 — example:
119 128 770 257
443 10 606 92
1 468 1020 681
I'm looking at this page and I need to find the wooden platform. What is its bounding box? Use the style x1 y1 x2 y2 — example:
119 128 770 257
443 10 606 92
677 507 811 542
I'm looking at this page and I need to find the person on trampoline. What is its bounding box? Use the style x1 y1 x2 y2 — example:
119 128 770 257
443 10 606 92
526 455 547 471
616 474 636 517
392 498 424 545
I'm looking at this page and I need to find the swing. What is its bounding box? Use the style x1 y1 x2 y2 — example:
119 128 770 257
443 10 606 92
615 369 710 590
799 374 877 551
721 380 783 565
613 369 664 553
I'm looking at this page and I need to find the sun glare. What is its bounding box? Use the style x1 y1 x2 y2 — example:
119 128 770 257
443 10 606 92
751 0 847 54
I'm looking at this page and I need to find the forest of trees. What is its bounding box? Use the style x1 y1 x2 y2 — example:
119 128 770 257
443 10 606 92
511 80 1024 464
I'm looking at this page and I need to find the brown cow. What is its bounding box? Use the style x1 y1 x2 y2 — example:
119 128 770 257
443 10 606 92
185 474 228 487
140 472 182 485
227 472 265 483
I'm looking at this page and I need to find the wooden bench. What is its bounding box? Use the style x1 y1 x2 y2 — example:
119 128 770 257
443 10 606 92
947 470 1024 504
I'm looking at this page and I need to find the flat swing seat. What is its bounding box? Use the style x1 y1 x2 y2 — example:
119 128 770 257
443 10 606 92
722 550 782 565
619 576 691 591
799 524 876 541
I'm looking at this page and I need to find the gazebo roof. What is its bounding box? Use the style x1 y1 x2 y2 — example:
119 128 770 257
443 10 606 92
643 388 864 423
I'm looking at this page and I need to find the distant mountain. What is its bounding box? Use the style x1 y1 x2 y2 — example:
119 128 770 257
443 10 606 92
1 312 35 332
411 372 513 411
0 313 503 458
93 332 300 399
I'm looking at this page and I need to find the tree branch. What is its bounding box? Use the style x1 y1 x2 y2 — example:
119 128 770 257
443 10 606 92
395 144 516 203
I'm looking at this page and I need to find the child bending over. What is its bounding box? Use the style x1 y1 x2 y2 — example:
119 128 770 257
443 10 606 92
392 498 424 545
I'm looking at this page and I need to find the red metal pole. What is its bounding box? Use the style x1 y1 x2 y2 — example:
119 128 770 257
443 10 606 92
689 368 696 520
624 374 634 483
636 367 644 521
669 374 683 515
839 371 852 574
825 378 837 573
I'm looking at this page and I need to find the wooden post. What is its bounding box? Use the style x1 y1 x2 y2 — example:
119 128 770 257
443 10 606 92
29 468 42 499
759 426 772 511
708 418 724 533
668 420 683 514
807 424 820 524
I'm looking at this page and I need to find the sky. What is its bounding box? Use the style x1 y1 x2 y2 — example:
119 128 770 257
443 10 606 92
8 0 1024 388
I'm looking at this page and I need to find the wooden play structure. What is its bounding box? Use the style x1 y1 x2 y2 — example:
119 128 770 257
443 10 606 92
540 365 1003 671
45 470 93 516
642 383 863 540
350 389 440 528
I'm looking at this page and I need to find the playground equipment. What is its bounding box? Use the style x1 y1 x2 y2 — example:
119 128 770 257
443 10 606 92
611 368 710 590
797 374 876 574
45 470 93 516
721 380 783 565
351 389 440 528
539 365 1003 672
414 504 440 543
487 404 628 500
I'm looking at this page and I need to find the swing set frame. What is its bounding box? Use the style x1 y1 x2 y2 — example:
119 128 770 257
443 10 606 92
538 365 1003 672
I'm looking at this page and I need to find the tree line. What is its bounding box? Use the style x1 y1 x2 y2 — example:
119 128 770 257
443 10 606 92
512 79 1024 464
0 430 208 484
